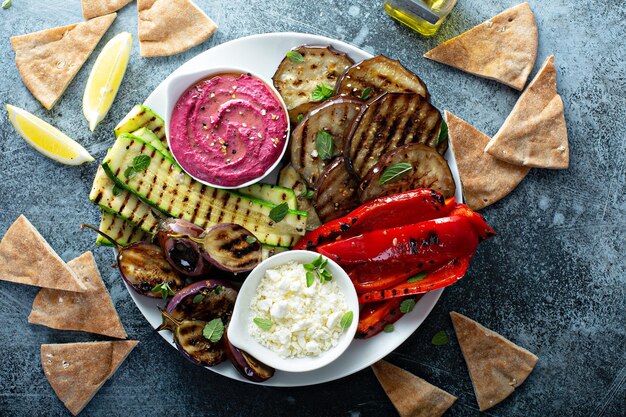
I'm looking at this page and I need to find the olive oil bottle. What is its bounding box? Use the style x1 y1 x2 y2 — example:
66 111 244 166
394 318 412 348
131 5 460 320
384 0 457 37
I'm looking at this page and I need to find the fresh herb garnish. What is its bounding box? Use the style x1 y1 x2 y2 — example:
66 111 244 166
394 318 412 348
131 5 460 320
316 130 335 160
297 114 304 123
431 330 449 346
254 317 272 331
269 202 289 223
340 311 353 330
245 235 257 244
435 120 448 145
304 255 332 286
151 282 174 300
213 285 223 295
124 155 151 179
286 50 304 63
400 299 416 313
379 162 413 185
2 0 11 9
360 87 372 100
192 294 205 304
304 189 315 199
203 318 224 343
311 83 334 102
383 324 394 333
112 184 123 196
407 272 427 283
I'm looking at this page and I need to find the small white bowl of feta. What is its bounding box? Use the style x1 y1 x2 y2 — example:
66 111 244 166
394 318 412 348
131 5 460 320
227 250 359 373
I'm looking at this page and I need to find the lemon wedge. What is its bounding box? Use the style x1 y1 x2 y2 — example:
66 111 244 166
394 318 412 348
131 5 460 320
83 32 132 131
6 104 94 165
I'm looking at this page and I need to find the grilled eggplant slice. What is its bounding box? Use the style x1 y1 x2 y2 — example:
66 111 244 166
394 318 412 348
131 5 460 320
359 143 456 203
345 92 445 180
278 165 322 231
314 157 360 223
335 55 429 102
272 45 354 123
200 224 262 273
290 97 363 187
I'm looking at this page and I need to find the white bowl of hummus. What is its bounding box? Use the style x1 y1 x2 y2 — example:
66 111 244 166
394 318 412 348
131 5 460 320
227 250 359 373
164 66 290 189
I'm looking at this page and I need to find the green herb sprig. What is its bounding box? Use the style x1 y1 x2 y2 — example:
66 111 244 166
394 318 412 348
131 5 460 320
407 272 427 283
151 282 175 300
112 184 123 196
254 317 272 331
360 87 372 100
340 311 353 330
400 299 416 313
203 318 224 343
269 202 289 223
304 255 333 287
379 162 413 185
435 120 448 145
316 130 335 160
286 50 304 63
431 330 449 346
383 324 394 333
124 155 151 179
311 83 334 102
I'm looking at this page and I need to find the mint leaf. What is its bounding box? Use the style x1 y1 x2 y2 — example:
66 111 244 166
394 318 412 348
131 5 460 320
297 113 304 123
407 272 427 283
286 50 304 63
254 317 272 331
431 330 449 346
132 155 151 171
400 299 416 313
306 271 315 287
202 318 224 343
311 83 334 102
379 162 413 185
436 120 448 145
151 282 174 300
192 294 204 304
245 235 257 244
112 184 123 196
316 130 334 160
269 202 289 223
360 87 372 100
383 324 394 333
340 311 353 330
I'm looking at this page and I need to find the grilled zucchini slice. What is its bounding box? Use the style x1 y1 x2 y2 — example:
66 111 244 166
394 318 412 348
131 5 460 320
358 143 456 203
114 104 166 139
345 92 445 180
96 211 151 246
272 45 354 123
102 135 307 247
278 164 322 231
237 183 297 210
335 55 429 102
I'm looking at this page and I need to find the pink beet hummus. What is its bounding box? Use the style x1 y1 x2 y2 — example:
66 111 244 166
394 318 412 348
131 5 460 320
169 73 288 187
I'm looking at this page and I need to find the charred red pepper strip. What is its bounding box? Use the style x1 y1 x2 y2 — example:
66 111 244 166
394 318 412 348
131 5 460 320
318 216 479 265
448 203 496 241
356 297 418 338
359 256 472 304
293 189 452 250
347 262 437 294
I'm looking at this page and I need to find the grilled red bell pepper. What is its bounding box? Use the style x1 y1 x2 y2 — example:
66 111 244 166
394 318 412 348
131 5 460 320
359 256 472 304
448 203 496 241
317 215 479 265
356 296 422 338
293 189 453 250
347 261 438 294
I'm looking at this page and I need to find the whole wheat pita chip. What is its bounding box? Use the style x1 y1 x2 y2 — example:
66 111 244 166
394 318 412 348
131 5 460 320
82 0 132 19
485 56 569 169
371 361 457 417
450 312 538 411
137 0 217 57
29 251 127 339
10 13 116 110
445 111 529 210
41 340 138 416
0 215 86 292
424 3 537 90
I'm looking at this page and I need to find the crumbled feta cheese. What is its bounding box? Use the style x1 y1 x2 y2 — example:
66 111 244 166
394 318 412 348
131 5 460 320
249 261 349 358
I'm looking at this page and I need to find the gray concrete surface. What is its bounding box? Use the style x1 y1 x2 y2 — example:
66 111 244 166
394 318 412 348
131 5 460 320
0 1 624 416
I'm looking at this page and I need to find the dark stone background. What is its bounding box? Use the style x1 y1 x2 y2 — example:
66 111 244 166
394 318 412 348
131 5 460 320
0 1 624 416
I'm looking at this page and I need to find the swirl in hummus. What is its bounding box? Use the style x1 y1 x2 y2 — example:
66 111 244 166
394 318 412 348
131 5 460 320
169 73 288 187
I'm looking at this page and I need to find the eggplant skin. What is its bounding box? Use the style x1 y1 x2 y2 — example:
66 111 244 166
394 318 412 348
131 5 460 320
201 224 262 273
359 143 456 203
272 45 354 123
344 92 445 180
335 55 429 102
314 157 360 223
290 97 363 187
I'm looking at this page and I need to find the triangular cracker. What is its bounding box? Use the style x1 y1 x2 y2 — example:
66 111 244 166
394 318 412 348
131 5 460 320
450 312 538 411
10 13 116 110
371 360 457 417
137 0 217 57
0 215 86 292
445 111 529 210
41 341 138 416
29 251 127 339
485 56 569 169
424 3 537 90
82 0 132 19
